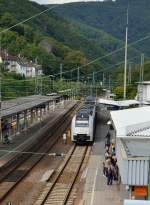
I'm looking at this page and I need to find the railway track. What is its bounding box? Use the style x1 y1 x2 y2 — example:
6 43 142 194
0 102 80 204
34 145 89 205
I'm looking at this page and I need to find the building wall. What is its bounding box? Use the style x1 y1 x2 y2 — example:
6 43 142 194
5 59 41 77
138 84 150 102
116 139 149 186
26 67 36 77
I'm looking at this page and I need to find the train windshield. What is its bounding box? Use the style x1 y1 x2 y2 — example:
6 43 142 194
75 121 89 127
76 113 89 121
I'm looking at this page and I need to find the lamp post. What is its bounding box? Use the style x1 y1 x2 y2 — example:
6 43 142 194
48 75 55 92
123 7 129 100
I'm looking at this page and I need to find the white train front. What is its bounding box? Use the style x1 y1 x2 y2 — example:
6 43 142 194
71 105 96 143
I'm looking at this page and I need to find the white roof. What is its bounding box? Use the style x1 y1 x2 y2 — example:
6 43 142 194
136 81 150 85
111 106 150 137
124 200 150 205
98 99 140 107
129 127 150 137
122 138 150 157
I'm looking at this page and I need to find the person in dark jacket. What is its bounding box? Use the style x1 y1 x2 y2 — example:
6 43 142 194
105 131 111 148
107 166 114 185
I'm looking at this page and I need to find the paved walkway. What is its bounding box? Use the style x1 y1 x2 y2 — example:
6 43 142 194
83 111 128 205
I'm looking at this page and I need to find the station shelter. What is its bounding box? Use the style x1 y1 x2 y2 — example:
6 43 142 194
0 95 61 143
111 106 150 201
98 98 140 110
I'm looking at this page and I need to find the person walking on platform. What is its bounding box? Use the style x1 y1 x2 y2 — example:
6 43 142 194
113 163 119 182
63 133 67 145
107 165 114 185
105 131 111 148
105 150 111 160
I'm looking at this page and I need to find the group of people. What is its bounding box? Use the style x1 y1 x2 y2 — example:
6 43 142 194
103 131 119 186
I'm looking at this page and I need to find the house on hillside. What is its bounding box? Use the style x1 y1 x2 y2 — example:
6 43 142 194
0 51 43 77
0 51 18 72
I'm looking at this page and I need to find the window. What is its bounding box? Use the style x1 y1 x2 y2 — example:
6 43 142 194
75 122 89 127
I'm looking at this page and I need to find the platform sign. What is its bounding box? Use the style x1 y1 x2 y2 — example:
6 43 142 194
124 200 150 205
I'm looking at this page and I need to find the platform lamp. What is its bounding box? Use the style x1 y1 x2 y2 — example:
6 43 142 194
48 75 55 92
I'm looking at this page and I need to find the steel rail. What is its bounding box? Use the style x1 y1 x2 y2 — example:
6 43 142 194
0 102 80 203
34 145 88 205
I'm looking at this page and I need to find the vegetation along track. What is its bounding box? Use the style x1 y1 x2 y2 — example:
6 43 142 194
34 145 89 205
0 102 81 203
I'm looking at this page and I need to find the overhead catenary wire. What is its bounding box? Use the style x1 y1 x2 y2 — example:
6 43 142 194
1 2 150 89
50 32 150 79
0 4 61 34
86 55 139 77
1 25 150 82
0 55 142 91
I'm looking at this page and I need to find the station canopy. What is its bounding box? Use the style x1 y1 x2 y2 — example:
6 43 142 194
1 95 60 118
98 99 140 108
111 106 150 137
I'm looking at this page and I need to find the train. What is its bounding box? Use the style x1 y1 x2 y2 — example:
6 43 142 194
71 101 96 144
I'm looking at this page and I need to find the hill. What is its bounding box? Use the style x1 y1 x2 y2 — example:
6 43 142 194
0 0 127 77
55 0 150 57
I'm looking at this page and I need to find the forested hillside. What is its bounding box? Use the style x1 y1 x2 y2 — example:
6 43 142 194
55 0 150 57
0 0 128 77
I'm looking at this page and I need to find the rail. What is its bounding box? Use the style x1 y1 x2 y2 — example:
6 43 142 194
34 145 88 205
0 101 81 203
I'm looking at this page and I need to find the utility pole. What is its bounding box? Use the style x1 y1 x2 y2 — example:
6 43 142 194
128 63 132 85
77 67 80 83
109 75 111 91
76 67 80 96
139 53 145 105
93 72 95 97
60 63 63 81
140 53 144 82
123 6 129 100
93 72 95 85
87 77 90 96
40 77 43 95
34 77 36 94
102 73 105 87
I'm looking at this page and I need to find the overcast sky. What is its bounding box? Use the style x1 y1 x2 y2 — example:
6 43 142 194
32 0 107 4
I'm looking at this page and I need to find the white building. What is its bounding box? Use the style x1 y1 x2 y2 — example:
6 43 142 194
111 107 150 199
0 51 43 77
17 59 36 77
137 81 150 102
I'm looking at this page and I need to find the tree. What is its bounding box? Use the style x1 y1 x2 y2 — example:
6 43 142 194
113 86 124 99
0 12 17 28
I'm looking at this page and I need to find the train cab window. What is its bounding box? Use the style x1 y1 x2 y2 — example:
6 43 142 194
75 122 89 127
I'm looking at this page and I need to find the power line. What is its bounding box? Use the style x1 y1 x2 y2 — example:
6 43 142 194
52 32 150 79
87 55 139 77
0 4 61 34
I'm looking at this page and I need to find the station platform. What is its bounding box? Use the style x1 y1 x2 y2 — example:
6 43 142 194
82 111 128 205
0 100 77 167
